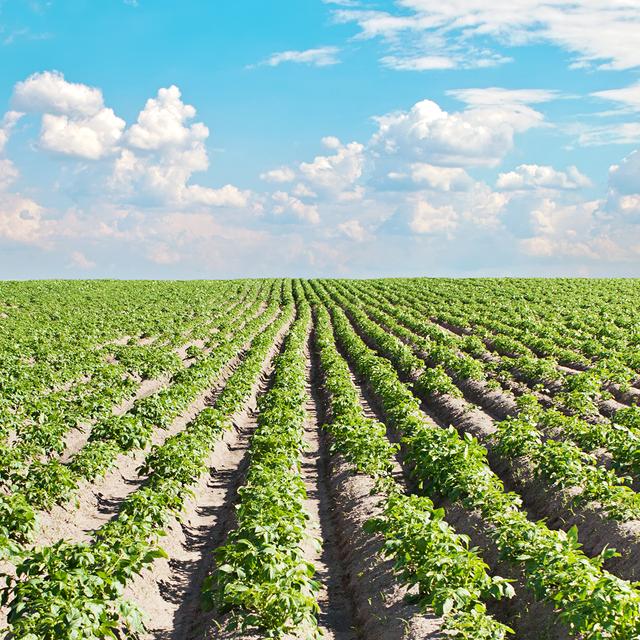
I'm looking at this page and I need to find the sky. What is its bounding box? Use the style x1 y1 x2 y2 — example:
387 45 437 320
0 0 639 278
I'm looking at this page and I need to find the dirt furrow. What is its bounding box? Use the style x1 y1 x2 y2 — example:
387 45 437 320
328 323 567 639
299 339 358 640
313 329 447 640
332 302 640 583
35 349 251 548
412 385 640 581
59 376 170 464
131 319 291 640
34 304 272 547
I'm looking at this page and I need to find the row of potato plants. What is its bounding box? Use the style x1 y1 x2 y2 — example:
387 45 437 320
315 282 640 640
376 283 640 489
350 280 640 474
398 279 638 366
0 286 277 549
1 287 295 640
0 281 251 459
366 279 631 420
0 286 252 480
0 280 246 420
332 282 640 521
384 279 640 387
202 295 317 638
312 301 514 639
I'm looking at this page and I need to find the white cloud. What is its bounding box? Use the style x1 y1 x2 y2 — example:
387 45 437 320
448 87 559 107
520 199 601 258
338 219 367 242
333 1 640 71
609 150 640 195
0 193 45 245
370 97 545 168
271 191 320 224
12 71 125 159
292 183 317 198
0 112 23 190
8 73 251 217
381 55 456 70
110 86 249 209
575 122 640 147
299 138 365 194
126 85 206 151
509 149 640 264
0 159 19 190
409 163 474 191
497 164 592 191
409 199 458 235
39 109 125 159
460 184 509 228
255 46 340 68
592 82 640 111
260 166 296 183
260 137 365 204
13 71 104 116
0 111 23 153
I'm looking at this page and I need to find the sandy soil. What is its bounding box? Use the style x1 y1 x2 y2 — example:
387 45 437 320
132 316 292 640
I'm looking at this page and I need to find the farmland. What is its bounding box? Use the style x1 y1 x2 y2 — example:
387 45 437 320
1 279 640 640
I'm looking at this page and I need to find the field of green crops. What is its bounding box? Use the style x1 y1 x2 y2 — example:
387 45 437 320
1 278 640 640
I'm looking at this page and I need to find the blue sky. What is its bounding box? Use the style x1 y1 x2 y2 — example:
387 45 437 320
0 0 639 278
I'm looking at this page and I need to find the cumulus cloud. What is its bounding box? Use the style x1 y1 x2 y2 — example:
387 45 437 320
6 68 640 276
126 85 207 150
0 159 19 191
370 97 545 168
9 74 248 207
12 71 125 159
0 111 23 153
408 163 474 191
501 146 640 266
409 200 458 235
497 164 592 191
260 137 365 204
0 193 45 245
13 71 104 116
0 112 23 190
519 199 602 258
299 138 365 196
39 110 125 160
110 86 249 208
292 183 317 198
255 46 340 68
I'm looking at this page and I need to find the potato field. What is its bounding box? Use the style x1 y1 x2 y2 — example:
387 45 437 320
2 278 640 640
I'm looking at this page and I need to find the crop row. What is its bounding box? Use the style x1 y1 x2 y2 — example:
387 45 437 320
0 283 278 549
330 281 640 518
0 280 252 417
1 284 296 639
203 291 315 637
0 284 259 476
315 281 640 639
312 300 514 639
376 279 640 391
